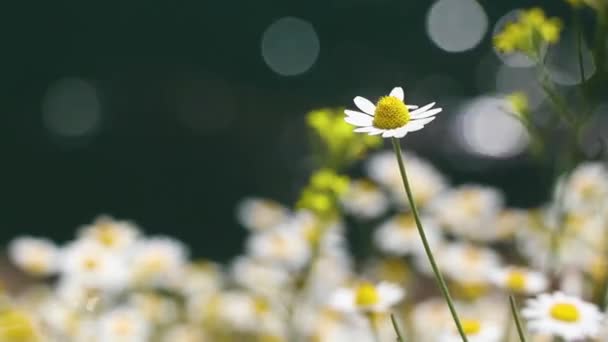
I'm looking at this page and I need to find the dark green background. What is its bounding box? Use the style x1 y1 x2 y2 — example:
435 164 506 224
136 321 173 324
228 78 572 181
2 0 568 259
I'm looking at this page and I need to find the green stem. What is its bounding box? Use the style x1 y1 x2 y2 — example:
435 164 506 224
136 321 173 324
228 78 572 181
390 313 405 342
391 137 468 342
509 295 527 342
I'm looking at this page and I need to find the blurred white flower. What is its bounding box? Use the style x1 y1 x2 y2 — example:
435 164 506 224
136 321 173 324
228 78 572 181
230 256 290 297
59 240 129 291
489 265 548 295
438 318 502 342
341 179 388 219
246 225 311 271
374 213 442 257
97 307 150 342
522 292 603 341
561 162 608 213
173 261 223 296
78 216 140 253
411 298 453 341
236 197 290 231
366 150 447 208
329 281 404 313
215 291 285 336
438 242 501 285
129 292 179 326
161 324 207 342
345 86 441 138
130 236 188 288
8 236 59 277
429 184 504 241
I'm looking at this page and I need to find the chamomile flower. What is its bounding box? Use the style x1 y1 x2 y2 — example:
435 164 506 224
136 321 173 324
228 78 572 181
161 324 207 342
340 179 389 219
246 225 311 271
438 318 502 342
411 298 453 341
438 243 501 285
59 240 129 291
237 197 290 231
366 150 447 208
429 185 504 241
522 292 603 341
97 307 150 342
129 236 188 288
345 86 442 138
78 216 140 253
329 281 404 313
8 236 59 277
230 256 290 296
561 162 608 213
489 266 548 295
373 213 442 257
129 292 179 326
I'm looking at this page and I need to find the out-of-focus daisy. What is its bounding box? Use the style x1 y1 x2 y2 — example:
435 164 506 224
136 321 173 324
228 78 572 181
438 243 501 285
230 256 290 297
329 281 404 313
8 237 59 277
365 258 410 284
129 292 179 326
366 150 447 208
429 185 504 241
78 216 140 253
161 324 207 342
129 236 188 288
411 298 454 341
340 179 388 219
522 292 603 340
489 266 548 295
215 291 285 336
59 240 129 291
344 86 442 138
438 318 502 342
246 225 311 271
97 307 150 342
492 209 530 241
374 213 442 257
236 197 290 231
561 162 608 213
173 260 223 296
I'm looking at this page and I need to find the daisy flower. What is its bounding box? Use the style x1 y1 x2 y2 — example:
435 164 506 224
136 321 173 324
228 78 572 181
8 236 59 277
522 292 603 341
97 307 150 342
489 266 548 295
129 236 189 288
437 243 501 285
329 281 404 313
373 213 442 257
340 179 389 219
77 216 140 253
345 86 442 138
438 318 502 342
236 197 290 231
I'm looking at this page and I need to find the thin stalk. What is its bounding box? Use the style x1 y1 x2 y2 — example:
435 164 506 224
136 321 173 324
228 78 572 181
509 295 527 342
390 313 405 342
391 137 468 342
574 12 586 85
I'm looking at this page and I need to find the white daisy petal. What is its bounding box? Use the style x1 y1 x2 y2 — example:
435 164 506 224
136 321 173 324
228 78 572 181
354 126 376 133
389 87 404 101
382 130 396 138
345 110 374 122
345 116 373 127
354 96 376 115
410 116 436 126
369 129 385 135
407 105 419 110
409 102 436 117
411 107 442 119
345 109 371 118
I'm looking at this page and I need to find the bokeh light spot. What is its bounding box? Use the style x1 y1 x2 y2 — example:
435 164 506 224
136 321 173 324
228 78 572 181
546 30 596 86
427 0 488 53
456 96 529 158
261 17 320 76
42 78 101 139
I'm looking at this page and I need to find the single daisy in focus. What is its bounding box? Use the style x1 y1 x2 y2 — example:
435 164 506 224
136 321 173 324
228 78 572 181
489 266 548 295
345 86 442 138
8 236 59 277
329 281 404 313
522 292 603 341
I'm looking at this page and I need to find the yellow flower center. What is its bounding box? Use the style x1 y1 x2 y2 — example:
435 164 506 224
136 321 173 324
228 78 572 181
355 283 379 307
550 303 580 323
83 257 99 271
506 270 527 292
373 96 410 129
461 319 482 335
96 225 119 247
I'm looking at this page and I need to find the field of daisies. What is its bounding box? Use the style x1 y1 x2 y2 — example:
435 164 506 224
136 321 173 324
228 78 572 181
2 1 608 342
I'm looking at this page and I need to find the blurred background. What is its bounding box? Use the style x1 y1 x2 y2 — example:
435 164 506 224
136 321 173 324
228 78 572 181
1 0 587 260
